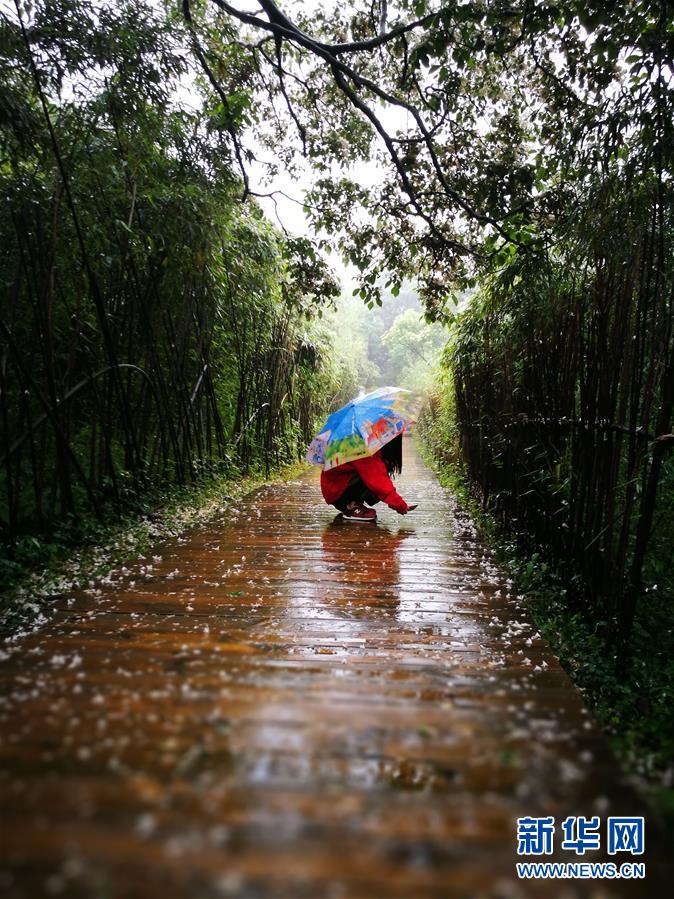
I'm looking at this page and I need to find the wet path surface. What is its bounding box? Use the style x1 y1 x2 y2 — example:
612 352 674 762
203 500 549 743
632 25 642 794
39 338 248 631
0 441 667 898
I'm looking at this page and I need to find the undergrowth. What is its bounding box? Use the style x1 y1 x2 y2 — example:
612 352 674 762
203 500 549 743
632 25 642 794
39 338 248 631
0 461 306 635
418 436 674 834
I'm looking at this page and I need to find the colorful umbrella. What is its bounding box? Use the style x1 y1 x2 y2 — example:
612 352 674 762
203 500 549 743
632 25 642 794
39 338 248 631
305 386 417 471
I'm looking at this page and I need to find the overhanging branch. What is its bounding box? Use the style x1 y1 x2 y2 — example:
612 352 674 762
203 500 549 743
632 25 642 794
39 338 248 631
201 0 532 254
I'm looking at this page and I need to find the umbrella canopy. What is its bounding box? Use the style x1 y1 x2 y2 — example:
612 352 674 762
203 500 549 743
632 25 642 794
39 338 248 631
306 386 416 471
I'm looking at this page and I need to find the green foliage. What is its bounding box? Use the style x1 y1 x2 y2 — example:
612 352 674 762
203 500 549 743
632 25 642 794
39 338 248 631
321 294 381 405
510 553 674 831
416 366 460 469
382 308 446 392
0 457 307 628
318 286 448 408
387 0 674 796
419 439 674 831
193 0 672 324
0 0 340 566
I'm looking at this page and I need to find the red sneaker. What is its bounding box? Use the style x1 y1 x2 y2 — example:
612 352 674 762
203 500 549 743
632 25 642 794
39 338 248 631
342 502 377 522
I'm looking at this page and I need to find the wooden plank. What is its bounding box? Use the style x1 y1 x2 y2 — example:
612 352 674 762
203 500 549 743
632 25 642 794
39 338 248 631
0 440 666 897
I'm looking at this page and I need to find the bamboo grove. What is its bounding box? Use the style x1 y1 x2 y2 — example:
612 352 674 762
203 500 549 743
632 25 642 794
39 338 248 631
441 175 673 658
3 0 674 666
0 1 339 569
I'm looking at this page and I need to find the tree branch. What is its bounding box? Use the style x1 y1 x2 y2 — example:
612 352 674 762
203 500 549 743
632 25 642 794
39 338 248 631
207 0 529 250
183 0 252 198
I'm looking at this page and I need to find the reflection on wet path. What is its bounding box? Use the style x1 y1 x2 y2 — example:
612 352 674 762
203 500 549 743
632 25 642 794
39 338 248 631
0 439 665 897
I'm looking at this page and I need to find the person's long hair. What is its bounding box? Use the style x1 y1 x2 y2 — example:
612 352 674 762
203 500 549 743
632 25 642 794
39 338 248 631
380 434 403 477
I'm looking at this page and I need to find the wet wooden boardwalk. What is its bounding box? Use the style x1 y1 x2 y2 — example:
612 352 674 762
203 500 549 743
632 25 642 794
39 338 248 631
0 440 666 898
